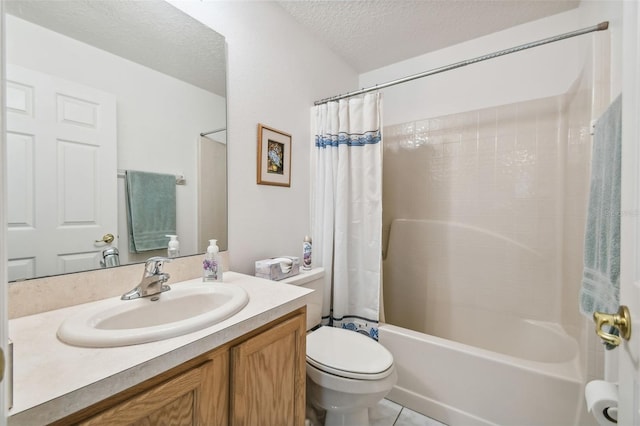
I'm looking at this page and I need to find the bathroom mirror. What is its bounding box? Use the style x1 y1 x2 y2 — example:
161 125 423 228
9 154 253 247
4 0 228 282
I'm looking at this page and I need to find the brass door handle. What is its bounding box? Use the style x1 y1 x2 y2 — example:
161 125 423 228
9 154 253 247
95 233 115 244
594 305 631 347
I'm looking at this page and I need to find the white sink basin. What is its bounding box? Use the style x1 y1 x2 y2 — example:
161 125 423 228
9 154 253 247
57 282 249 347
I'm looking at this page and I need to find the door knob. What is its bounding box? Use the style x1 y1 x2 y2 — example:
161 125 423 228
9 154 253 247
593 305 631 347
95 233 115 244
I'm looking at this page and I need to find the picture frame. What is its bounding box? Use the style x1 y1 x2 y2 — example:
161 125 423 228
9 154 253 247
257 123 292 187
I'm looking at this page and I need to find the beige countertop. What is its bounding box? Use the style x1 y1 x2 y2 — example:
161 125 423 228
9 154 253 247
7 272 311 425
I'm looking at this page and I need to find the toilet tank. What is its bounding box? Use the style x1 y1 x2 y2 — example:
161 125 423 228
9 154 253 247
280 267 324 331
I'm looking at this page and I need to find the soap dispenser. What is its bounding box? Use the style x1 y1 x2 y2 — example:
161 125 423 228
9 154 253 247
166 235 180 258
203 239 222 282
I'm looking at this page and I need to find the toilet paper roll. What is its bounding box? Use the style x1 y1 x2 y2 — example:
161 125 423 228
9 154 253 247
585 380 618 425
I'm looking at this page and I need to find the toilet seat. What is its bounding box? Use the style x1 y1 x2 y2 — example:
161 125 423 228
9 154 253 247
306 326 394 381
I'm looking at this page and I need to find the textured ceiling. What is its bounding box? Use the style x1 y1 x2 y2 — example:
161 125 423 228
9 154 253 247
5 0 581 95
5 0 226 97
278 0 581 73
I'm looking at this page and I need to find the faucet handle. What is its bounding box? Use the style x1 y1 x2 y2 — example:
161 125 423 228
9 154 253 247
144 256 171 275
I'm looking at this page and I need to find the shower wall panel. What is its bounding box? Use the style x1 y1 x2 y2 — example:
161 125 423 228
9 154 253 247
383 96 572 323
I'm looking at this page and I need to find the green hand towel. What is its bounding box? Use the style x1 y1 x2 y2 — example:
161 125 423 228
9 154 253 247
125 170 176 253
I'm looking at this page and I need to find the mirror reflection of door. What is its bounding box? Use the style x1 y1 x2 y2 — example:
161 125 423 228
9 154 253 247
198 135 227 253
6 65 117 281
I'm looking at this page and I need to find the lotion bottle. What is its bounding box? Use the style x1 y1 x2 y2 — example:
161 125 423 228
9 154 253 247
166 235 180 258
303 235 312 270
203 239 222 282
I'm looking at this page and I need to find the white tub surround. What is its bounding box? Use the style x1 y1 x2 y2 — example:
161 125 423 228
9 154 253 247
7 272 311 425
381 216 585 425
380 323 582 426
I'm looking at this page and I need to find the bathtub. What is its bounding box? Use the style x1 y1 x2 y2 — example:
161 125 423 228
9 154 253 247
380 219 585 425
379 317 583 426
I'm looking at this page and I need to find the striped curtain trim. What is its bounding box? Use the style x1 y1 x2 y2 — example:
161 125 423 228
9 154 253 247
315 130 381 148
321 314 380 340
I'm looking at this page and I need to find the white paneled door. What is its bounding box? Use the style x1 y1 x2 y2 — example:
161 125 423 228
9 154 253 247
619 1 640 424
6 65 117 281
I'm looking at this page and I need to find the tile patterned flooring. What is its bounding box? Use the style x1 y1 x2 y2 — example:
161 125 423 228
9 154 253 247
307 398 447 426
371 399 447 426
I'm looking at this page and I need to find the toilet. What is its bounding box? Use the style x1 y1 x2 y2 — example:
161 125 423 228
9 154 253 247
281 268 397 426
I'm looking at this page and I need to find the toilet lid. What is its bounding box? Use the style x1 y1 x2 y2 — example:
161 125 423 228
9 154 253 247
306 326 394 380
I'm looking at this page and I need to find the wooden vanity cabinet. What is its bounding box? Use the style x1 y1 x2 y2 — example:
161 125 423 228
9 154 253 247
50 308 306 426
77 355 226 426
230 312 307 425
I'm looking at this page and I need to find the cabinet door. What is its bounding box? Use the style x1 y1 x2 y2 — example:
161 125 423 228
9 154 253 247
78 362 210 426
230 313 306 426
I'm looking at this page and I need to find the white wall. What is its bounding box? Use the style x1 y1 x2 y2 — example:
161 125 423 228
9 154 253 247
171 1 359 274
360 3 623 125
6 15 226 262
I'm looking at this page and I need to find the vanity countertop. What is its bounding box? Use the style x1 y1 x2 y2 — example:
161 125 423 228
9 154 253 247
7 272 311 425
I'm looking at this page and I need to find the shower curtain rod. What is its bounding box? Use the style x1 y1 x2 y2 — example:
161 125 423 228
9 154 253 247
200 127 226 137
314 21 609 106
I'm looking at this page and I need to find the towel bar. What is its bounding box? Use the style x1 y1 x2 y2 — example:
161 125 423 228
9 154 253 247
117 170 186 185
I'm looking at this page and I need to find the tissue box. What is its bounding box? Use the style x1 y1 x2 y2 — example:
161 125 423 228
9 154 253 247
255 256 300 281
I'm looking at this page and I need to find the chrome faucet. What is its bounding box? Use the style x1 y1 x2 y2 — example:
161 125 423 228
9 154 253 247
121 257 171 300
100 246 120 268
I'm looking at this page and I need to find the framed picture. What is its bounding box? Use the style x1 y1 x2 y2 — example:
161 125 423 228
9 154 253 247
257 124 292 187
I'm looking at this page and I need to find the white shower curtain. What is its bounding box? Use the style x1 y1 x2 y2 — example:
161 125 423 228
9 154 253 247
312 93 382 339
